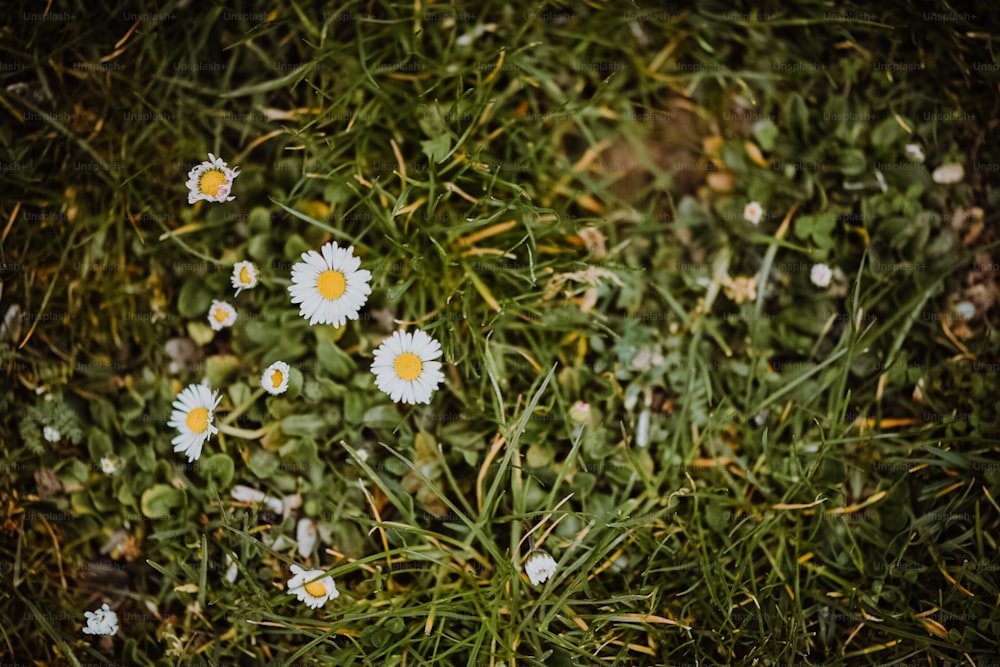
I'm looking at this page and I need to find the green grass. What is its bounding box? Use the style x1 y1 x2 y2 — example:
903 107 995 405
2 0 1000 665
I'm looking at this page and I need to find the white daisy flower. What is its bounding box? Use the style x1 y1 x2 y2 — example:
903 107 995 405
185 153 240 204
207 300 237 331
932 163 964 185
260 361 290 395
371 330 445 405
743 201 764 225
82 603 119 636
100 456 120 475
43 426 61 442
287 241 372 327
524 549 558 586
287 565 339 609
231 261 259 296
955 301 976 320
810 263 832 288
904 143 925 164
167 383 221 462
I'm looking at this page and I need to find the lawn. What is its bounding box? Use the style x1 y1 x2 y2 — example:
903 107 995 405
2 1 999 665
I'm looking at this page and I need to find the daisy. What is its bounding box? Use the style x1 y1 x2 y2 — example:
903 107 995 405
231 261 259 296
261 361 290 395
371 330 445 405
100 456 120 475
43 426 61 442
207 300 237 331
82 603 119 636
287 241 372 327
743 201 764 225
186 153 240 204
287 565 339 609
524 549 558 586
810 263 833 288
167 383 221 462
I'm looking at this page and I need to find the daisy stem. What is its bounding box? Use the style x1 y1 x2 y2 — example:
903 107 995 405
217 422 272 440
220 387 267 426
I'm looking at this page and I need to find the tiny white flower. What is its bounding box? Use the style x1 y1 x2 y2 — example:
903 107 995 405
230 485 284 515
288 241 372 327
904 143 925 164
167 383 222 462
100 457 120 475
260 361 290 395
524 549 558 586
371 329 446 405
297 517 318 558
932 163 964 185
82 603 119 636
207 300 237 331
955 301 976 320
287 565 339 609
569 401 591 424
186 153 240 204
231 261 259 296
810 263 833 288
43 426 61 442
743 201 764 225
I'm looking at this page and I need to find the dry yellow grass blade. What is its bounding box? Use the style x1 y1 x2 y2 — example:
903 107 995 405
826 490 888 515
457 220 518 247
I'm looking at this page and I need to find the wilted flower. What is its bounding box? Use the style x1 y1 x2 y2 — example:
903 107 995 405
186 153 240 204
82 603 118 636
524 549 558 586
287 565 339 609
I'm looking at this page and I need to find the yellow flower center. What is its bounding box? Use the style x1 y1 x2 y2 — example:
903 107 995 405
270 370 284 389
304 580 327 597
394 353 423 381
199 169 227 197
239 266 252 284
186 407 210 434
214 307 230 323
317 270 346 300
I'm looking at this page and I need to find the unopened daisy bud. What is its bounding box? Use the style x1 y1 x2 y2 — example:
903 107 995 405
524 549 558 586
569 401 591 424
231 261 259 296
932 163 964 185
743 201 764 225
207 300 237 331
82 603 119 636
810 263 832 288
43 426 61 442
261 361 290 395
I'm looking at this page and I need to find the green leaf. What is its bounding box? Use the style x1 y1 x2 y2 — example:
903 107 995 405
200 453 235 488
141 483 184 519
420 134 452 163
363 405 402 430
871 116 904 149
177 275 213 319
206 355 242 388
752 120 779 152
836 149 867 177
281 413 328 437
248 448 280 479
316 337 355 379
